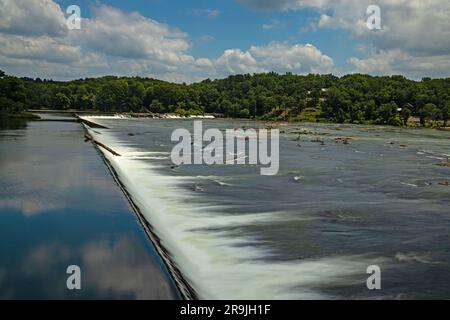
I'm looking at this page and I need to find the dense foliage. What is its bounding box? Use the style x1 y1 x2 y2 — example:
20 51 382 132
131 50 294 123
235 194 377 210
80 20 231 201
1 69 449 126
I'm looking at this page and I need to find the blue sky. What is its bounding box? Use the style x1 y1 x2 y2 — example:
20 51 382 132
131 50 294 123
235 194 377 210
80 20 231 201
54 0 361 67
1 0 449 82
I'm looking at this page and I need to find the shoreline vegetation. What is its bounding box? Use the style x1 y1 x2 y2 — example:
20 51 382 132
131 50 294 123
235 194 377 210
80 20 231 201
0 112 41 120
1 69 448 128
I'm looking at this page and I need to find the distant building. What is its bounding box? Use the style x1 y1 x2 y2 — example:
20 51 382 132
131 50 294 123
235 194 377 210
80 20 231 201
403 103 415 110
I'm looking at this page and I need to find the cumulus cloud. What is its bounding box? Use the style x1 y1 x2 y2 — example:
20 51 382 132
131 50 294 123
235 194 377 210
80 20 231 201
203 42 334 78
347 48 450 79
0 0 448 80
239 0 450 79
0 3 202 81
240 0 450 54
0 34 81 63
0 0 67 37
0 1 336 82
214 49 261 74
249 42 334 73
75 5 190 61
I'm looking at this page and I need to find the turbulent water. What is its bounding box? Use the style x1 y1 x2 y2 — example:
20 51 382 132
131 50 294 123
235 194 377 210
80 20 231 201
84 117 450 299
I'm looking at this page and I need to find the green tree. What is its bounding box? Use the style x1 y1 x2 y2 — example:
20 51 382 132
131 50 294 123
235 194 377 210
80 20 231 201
420 103 439 126
400 107 411 126
441 103 449 127
0 71 449 126
377 101 398 125
150 99 165 113
55 92 70 109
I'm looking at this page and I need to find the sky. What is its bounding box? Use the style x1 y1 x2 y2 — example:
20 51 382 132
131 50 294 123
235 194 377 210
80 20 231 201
0 0 449 82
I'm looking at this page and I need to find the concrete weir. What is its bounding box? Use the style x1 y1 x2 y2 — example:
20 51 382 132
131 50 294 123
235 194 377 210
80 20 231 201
78 116 121 156
79 116 192 299
77 115 110 129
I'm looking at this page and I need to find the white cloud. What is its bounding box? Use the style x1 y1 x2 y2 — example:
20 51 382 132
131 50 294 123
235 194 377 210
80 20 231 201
239 0 450 79
0 1 334 82
249 42 334 73
0 0 67 37
241 0 450 54
202 42 334 78
347 49 450 79
212 48 260 75
75 6 190 61
0 3 201 81
0 34 81 63
0 0 448 80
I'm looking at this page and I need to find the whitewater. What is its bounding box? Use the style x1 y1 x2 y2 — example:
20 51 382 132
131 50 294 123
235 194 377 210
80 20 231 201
81 116 450 299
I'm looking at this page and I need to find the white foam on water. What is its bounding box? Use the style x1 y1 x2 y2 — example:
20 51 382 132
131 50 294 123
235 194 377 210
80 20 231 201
195 176 233 187
400 182 419 188
395 252 433 264
80 115 130 120
86 125 382 299
426 156 445 160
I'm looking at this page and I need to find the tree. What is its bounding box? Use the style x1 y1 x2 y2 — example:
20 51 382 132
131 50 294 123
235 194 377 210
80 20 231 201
377 101 398 125
441 103 449 127
364 100 377 121
420 103 439 126
239 108 250 118
55 93 70 110
150 99 165 113
0 71 449 125
0 76 27 113
400 107 411 126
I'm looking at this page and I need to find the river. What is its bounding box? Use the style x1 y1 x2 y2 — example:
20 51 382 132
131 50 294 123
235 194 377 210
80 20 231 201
1 114 450 299
82 116 450 299
0 115 179 299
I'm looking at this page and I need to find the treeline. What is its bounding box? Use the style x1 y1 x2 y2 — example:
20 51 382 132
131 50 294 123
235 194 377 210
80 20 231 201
1 69 449 126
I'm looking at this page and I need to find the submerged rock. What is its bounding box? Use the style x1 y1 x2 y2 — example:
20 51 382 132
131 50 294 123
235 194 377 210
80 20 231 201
334 137 352 144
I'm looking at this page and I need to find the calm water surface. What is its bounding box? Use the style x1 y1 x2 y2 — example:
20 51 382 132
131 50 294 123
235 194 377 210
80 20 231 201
0 116 179 299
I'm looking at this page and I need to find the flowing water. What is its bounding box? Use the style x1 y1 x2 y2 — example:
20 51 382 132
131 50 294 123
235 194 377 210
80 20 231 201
83 117 450 299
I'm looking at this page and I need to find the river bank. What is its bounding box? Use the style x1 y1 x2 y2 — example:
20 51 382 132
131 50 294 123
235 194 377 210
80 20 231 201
0 112 41 122
23 109 450 131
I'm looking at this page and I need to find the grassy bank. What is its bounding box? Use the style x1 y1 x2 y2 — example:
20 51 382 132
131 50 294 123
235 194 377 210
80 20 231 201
2 112 41 120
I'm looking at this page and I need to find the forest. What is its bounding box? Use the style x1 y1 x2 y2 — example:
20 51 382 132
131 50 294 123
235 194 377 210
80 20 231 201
1 69 449 126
